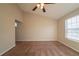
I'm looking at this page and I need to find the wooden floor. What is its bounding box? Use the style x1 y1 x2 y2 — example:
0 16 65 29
3 41 79 56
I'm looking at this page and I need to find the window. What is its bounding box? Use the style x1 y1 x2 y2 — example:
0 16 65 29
65 15 79 41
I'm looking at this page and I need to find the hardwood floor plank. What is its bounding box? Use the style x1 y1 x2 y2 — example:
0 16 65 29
2 41 79 56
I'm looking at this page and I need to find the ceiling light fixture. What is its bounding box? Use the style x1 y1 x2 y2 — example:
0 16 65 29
32 3 55 12
37 4 40 8
40 3 44 9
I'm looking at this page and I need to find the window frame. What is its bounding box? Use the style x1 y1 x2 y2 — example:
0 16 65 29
64 15 79 42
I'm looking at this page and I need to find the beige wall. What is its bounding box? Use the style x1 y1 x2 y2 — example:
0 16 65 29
16 12 57 41
1 3 79 55
0 4 23 55
58 8 79 52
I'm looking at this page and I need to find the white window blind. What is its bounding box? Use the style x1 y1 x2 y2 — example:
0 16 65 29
65 15 79 41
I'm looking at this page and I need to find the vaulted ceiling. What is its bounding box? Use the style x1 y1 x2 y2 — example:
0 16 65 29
18 3 79 20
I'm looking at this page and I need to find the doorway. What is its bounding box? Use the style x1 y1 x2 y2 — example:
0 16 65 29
15 20 22 42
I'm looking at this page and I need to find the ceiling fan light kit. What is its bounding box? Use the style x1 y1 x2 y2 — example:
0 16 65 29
37 4 40 8
32 3 55 13
40 3 44 9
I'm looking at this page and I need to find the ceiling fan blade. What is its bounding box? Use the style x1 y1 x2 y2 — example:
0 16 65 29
44 3 55 4
32 6 37 11
43 7 46 12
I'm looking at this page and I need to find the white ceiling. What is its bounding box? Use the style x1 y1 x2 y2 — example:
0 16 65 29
18 3 79 20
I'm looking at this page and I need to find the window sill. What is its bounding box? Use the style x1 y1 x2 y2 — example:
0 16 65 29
65 37 79 42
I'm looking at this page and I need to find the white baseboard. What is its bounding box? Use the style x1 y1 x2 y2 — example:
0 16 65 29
0 44 15 56
16 39 57 41
16 40 57 41
58 40 79 53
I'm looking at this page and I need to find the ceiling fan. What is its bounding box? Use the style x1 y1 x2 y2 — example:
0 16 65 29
32 3 55 12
